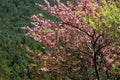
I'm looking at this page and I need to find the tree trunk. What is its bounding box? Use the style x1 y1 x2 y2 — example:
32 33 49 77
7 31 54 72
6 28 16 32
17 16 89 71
93 52 100 80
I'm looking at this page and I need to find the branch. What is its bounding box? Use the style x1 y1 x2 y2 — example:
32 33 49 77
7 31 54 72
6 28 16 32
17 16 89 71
61 22 92 37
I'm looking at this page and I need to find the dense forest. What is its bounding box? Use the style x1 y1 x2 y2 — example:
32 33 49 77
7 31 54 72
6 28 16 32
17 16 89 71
0 0 120 80
0 0 66 80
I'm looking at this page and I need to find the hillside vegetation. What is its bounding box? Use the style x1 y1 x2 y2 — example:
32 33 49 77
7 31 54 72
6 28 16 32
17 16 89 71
0 0 66 80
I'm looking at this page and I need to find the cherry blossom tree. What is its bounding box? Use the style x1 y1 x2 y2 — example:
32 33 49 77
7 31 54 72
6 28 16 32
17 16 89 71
22 0 120 79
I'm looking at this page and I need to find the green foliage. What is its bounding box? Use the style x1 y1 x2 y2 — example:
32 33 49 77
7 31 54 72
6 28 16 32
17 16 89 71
101 0 120 38
0 0 44 80
88 0 120 38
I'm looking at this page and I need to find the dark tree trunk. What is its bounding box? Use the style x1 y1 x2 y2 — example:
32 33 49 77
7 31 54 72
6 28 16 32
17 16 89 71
93 52 100 80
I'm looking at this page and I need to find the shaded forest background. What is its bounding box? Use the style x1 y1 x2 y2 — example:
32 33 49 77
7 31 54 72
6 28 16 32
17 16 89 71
0 0 66 80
